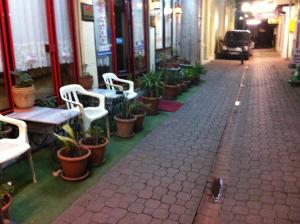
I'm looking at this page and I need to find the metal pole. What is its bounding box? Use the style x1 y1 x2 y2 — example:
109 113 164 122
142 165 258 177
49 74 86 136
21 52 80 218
286 0 292 59
241 45 244 65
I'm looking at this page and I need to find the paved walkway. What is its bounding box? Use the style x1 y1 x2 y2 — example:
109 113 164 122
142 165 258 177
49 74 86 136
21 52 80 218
55 50 300 224
54 60 244 223
195 49 300 224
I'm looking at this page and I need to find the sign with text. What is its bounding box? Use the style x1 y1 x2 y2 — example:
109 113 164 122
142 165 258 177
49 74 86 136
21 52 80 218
292 48 300 64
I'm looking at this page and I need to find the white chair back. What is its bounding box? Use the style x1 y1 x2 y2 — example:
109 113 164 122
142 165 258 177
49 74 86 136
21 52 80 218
103 73 118 91
59 84 85 110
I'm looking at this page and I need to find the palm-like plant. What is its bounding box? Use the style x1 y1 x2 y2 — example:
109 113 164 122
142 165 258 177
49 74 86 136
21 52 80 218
54 124 84 157
0 182 13 207
141 71 164 98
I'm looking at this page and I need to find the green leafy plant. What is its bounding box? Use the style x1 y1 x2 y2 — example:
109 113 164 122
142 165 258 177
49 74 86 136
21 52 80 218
132 100 152 114
291 65 300 81
117 97 135 119
181 68 194 81
82 64 93 78
37 96 57 108
54 124 84 157
0 182 14 207
11 70 33 88
0 121 5 131
162 69 178 85
192 63 207 77
82 125 106 145
141 71 164 98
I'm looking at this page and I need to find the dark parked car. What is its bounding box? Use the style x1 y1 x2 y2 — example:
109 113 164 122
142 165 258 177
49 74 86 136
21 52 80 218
222 30 253 60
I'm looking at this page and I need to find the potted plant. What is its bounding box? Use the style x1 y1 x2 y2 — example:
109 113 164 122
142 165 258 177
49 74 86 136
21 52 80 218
11 70 35 109
132 100 151 132
162 69 180 100
141 71 164 115
79 64 93 89
114 98 137 138
54 124 91 181
181 68 193 88
0 182 14 220
79 125 109 166
0 122 12 139
191 63 207 85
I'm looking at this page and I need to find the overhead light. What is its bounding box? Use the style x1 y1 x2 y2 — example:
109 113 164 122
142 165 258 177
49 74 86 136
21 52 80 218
241 2 252 12
247 19 261 25
239 16 244 20
245 14 249 18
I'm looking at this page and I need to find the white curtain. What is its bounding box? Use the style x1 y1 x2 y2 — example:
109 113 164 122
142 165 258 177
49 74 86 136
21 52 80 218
9 0 50 71
54 0 73 64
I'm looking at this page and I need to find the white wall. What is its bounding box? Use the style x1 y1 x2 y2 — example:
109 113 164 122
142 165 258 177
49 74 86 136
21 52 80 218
79 0 98 87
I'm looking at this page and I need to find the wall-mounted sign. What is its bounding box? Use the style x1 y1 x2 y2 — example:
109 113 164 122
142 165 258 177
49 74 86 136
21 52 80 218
81 3 94 22
289 18 295 33
268 17 279 25
293 48 300 64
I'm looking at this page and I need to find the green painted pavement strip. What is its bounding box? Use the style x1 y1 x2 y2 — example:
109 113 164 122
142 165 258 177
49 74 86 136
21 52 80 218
3 84 201 224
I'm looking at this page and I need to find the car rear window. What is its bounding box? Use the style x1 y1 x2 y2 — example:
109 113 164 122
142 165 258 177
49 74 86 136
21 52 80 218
224 31 250 43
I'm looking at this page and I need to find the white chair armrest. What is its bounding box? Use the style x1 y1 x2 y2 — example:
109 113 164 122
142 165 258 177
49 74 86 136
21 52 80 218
106 83 124 91
115 78 134 92
61 97 85 115
0 115 28 143
78 90 106 110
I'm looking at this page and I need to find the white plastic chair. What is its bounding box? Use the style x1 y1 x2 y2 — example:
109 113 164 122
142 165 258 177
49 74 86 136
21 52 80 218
59 84 110 138
0 115 37 183
102 73 138 100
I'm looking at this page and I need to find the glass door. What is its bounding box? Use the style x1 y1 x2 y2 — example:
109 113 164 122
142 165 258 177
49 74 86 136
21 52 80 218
114 0 131 77
131 0 148 76
53 0 78 86
93 0 115 83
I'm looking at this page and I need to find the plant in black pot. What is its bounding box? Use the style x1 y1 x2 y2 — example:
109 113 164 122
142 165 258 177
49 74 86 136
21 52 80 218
79 125 109 166
0 122 12 139
114 97 137 138
11 70 35 109
54 124 91 181
0 182 14 220
141 71 164 115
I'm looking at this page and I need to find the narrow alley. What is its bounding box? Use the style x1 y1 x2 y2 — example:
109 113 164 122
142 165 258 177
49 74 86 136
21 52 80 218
53 50 300 224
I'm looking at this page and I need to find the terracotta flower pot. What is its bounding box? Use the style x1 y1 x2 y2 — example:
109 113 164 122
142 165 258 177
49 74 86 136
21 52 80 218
133 111 146 132
0 126 12 139
142 96 160 115
57 146 91 181
79 137 109 166
179 82 187 92
182 80 192 88
114 116 137 138
177 84 183 95
191 76 200 85
163 84 178 100
1 194 12 219
79 76 93 89
12 85 35 108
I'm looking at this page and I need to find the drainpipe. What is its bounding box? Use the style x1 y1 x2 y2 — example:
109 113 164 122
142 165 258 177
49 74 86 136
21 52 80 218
296 0 300 49
286 0 292 59
198 0 202 62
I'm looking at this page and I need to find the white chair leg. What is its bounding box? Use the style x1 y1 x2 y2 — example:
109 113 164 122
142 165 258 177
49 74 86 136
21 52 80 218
105 115 110 138
27 150 37 183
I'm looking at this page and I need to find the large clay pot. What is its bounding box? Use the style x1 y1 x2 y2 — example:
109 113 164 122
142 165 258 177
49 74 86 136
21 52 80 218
182 80 192 88
163 84 178 100
179 82 187 92
133 111 146 132
114 116 137 138
79 76 93 90
1 194 12 219
142 96 160 115
12 86 35 108
79 137 109 166
57 146 91 181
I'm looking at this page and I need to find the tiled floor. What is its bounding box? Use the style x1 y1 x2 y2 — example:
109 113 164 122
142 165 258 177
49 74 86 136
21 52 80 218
54 50 300 224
